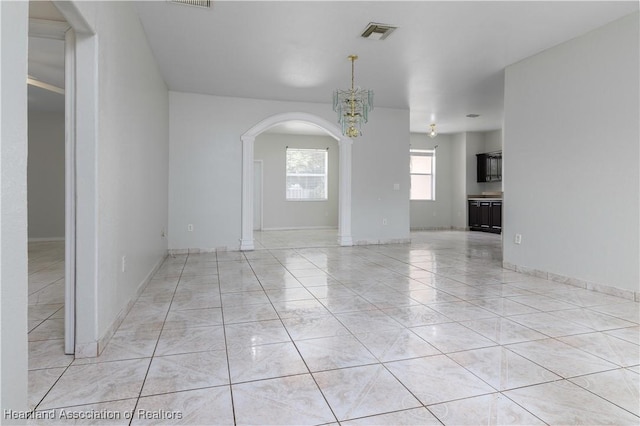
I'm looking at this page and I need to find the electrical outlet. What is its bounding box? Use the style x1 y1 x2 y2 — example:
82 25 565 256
121 256 126 272
514 234 522 245
187 224 194 232
382 218 388 225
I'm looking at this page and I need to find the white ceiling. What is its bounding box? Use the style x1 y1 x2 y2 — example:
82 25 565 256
134 1 638 134
27 1 638 132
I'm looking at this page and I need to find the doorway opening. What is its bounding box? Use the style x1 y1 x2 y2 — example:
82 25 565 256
240 112 353 251
27 1 73 356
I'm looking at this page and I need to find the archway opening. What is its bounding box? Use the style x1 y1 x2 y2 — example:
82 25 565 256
240 112 353 251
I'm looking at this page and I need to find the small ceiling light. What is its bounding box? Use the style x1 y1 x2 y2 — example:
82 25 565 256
466 113 480 118
429 123 438 138
333 55 374 138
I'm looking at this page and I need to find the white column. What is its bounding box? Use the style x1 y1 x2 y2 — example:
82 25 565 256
240 135 255 250
64 28 76 355
338 137 353 246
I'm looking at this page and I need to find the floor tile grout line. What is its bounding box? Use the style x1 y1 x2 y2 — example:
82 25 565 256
564 369 640 419
29 361 75 415
244 247 342 425
280 249 444 423
127 253 188 426
500 336 624 382
32 396 140 415
221 250 239 426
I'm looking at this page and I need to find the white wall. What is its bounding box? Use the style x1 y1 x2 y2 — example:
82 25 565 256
466 130 503 196
504 12 639 295
450 133 468 229
465 132 485 197
169 91 410 249
255 133 339 230
351 108 411 244
1 0 29 413
28 110 65 240
67 1 170 352
409 133 453 229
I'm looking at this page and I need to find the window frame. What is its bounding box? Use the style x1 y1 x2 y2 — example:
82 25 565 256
409 148 436 201
285 147 329 201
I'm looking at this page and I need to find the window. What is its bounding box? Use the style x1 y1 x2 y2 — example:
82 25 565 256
410 149 435 200
286 148 328 200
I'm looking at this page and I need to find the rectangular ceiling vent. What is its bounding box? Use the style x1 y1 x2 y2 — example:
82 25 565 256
361 22 397 40
170 0 212 8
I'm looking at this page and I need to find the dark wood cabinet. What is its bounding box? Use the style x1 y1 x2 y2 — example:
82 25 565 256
468 201 480 228
477 152 502 182
490 201 502 230
469 199 501 234
479 201 491 229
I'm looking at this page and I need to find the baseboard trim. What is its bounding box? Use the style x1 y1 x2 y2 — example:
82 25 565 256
354 238 411 246
260 226 338 231
502 261 638 302
168 246 230 255
75 251 168 358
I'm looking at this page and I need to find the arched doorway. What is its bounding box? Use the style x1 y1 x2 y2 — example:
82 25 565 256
240 112 353 250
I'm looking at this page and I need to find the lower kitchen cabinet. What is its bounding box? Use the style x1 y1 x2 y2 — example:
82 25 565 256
469 200 502 234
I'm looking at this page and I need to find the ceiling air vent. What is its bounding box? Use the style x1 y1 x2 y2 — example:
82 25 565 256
361 22 397 40
170 0 212 8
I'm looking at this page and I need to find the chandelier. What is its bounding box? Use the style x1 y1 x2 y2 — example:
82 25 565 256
333 55 374 138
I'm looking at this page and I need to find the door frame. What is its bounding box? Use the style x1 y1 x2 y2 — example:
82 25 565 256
51 0 99 356
27 16 77 354
63 27 76 354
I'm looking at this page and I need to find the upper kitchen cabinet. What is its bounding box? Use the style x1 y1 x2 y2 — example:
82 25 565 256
477 151 502 182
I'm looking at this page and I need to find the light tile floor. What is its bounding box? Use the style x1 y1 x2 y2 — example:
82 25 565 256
27 231 639 425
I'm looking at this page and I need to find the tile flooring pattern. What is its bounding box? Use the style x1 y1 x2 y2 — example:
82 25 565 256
27 231 639 425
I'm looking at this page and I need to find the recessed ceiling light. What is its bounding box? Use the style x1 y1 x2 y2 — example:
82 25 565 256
361 23 397 40
466 113 480 118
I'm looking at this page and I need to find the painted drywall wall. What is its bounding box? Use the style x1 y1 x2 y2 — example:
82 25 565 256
504 12 639 294
168 91 410 249
465 132 486 197
409 133 453 229
484 130 502 153
351 108 411 244
450 133 468 229
28 110 65 240
1 0 29 412
254 133 339 230
68 1 170 351
466 131 503 196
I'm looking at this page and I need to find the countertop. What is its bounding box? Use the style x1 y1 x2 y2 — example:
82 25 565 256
467 194 503 200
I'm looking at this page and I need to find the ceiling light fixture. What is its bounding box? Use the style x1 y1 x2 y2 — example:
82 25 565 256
429 123 438 138
333 55 374 138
